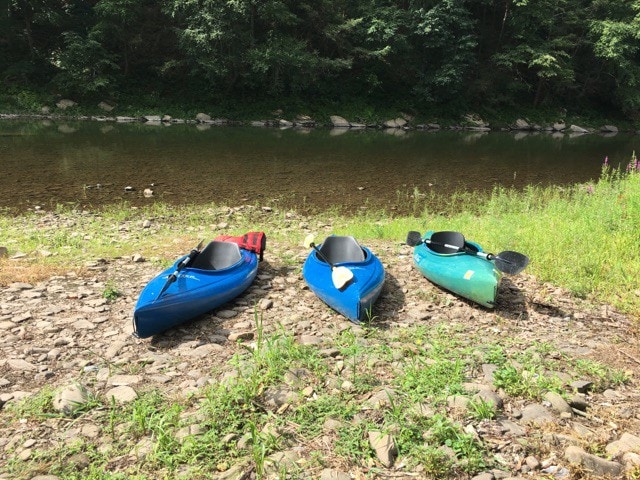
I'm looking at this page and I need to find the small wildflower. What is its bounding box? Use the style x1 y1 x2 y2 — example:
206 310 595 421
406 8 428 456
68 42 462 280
586 185 594 194
603 156 609 166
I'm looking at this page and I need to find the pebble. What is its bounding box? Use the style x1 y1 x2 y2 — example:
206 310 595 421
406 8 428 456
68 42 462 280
0 231 638 479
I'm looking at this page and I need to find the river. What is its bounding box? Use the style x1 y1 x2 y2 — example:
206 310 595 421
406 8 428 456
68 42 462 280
0 119 637 215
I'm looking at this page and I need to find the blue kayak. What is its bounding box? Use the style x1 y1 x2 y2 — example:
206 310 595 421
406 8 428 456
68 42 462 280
133 240 258 338
302 236 385 323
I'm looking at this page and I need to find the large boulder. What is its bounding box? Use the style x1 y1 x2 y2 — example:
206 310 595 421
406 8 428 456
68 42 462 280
513 118 531 130
330 115 350 128
56 99 77 110
98 101 115 112
384 117 407 128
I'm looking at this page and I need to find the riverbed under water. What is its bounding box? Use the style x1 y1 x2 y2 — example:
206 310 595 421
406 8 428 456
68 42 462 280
0 119 637 215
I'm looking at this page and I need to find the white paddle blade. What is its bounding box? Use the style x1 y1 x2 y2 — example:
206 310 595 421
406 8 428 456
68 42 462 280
332 266 354 289
303 234 316 248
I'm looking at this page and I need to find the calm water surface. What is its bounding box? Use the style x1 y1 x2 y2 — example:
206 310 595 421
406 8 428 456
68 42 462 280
0 119 637 215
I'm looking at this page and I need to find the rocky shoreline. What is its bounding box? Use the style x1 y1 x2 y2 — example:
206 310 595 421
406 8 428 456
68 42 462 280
0 107 628 135
1 219 640 479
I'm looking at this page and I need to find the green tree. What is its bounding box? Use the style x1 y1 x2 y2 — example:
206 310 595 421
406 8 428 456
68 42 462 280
487 0 585 107
410 0 478 103
589 1 640 115
163 0 355 98
1 0 67 84
52 30 118 96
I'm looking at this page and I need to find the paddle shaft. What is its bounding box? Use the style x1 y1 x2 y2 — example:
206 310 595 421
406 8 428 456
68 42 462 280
422 238 493 259
154 241 204 301
310 243 338 269
420 238 527 274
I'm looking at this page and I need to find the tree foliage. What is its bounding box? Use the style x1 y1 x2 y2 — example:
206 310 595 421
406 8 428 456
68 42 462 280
1 0 640 117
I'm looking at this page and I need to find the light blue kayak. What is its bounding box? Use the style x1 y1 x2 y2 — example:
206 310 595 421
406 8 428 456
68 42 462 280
411 231 502 308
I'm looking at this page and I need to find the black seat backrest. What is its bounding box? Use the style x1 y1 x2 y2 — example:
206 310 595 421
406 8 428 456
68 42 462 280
319 236 366 263
190 241 242 270
428 231 465 254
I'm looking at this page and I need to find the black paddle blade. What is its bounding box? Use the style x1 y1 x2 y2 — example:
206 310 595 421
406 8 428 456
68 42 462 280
406 231 423 246
494 251 530 275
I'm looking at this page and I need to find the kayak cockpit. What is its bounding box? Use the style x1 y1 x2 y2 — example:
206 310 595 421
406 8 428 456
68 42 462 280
318 236 366 264
426 231 479 254
190 241 242 270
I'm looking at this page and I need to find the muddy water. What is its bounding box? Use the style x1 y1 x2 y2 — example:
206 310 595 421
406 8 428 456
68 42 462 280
0 120 637 215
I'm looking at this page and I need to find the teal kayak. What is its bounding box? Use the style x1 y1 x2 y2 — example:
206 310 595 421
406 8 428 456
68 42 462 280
411 231 502 308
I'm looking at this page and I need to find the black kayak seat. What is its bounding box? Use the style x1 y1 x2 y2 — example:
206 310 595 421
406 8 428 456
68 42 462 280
319 236 366 263
191 241 242 270
428 231 466 254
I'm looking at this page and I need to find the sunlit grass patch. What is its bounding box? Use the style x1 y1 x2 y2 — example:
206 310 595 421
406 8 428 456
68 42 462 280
1 154 639 315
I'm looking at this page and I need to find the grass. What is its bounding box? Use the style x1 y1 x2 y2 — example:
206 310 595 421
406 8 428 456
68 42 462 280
2 315 630 479
1 155 638 302
1 153 639 478
2 157 639 315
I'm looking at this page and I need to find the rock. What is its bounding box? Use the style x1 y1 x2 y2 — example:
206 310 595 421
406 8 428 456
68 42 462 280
213 464 251 480
568 124 589 134
520 403 556 425
107 374 142 386
606 433 640 457
623 452 640 471
216 309 237 319
98 101 115 112
482 363 498 383
56 99 77 110
329 115 350 128
568 394 588 411
264 449 301 474
464 113 488 127
513 119 530 130
52 383 90 415
320 469 350 480
196 113 211 122
474 388 504 410
565 446 622 477
470 473 494 480
570 380 593 393
105 385 138 404
383 118 407 128
143 115 162 122
543 391 573 415
259 298 273 310
552 122 566 131
447 394 470 410
600 125 618 133
7 359 37 371
368 431 397 467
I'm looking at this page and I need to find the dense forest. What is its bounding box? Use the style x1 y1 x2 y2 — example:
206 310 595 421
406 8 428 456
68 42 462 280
2 0 640 120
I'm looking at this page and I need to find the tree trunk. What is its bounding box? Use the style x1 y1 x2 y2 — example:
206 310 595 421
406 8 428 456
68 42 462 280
533 76 546 106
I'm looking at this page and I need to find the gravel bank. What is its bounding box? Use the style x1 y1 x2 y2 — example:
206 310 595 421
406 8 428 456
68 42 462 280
1 227 639 479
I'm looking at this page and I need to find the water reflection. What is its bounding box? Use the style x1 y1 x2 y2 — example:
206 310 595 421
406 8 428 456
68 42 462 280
0 119 637 215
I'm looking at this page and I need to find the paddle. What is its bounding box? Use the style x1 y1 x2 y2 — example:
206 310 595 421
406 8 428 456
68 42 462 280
154 240 204 302
303 234 354 289
406 231 529 275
